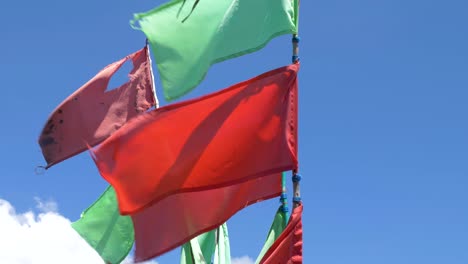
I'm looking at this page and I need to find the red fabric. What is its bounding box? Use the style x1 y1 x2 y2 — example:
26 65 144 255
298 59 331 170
38 47 156 168
91 64 299 215
260 204 303 264
133 173 282 262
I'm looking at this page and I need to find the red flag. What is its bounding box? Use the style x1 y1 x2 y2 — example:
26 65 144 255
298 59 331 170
91 64 299 215
132 173 282 262
260 204 303 264
39 46 156 168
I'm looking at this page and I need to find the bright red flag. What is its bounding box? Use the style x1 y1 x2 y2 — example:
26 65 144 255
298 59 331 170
260 204 303 264
39 46 157 168
91 64 299 215
132 173 282 262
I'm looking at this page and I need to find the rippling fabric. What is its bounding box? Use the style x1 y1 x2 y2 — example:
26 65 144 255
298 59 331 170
259 204 303 264
38 47 156 168
131 0 296 100
91 64 299 215
71 186 134 264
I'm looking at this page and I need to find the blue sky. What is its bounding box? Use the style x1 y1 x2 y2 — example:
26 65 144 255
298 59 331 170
1 0 468 263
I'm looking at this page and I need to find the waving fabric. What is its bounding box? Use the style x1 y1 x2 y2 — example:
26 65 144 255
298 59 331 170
214 223 231 264
91 64 299 215
259 204 303 264
38 46 156 168
133 173 281 262
180 223 231 264
255 206 288 263
131 0 296 100
71 186 134 264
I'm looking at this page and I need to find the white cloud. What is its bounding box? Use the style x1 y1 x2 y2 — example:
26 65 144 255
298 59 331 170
0 198 159 264
34 197 58 213
231 256 255 264
0 198 103 264
122 256 158 264
0 198 250 264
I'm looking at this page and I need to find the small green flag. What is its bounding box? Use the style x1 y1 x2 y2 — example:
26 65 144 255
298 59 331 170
181 223 231 264
131 0 297 101
255 207 288 263
72 186 134 264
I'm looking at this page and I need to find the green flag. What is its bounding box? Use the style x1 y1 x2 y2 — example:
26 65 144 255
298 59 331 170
181 229 216 263
131 0 297 101
214 224 231 264
255 207 288 263
181 223 231 264
72 186 134 264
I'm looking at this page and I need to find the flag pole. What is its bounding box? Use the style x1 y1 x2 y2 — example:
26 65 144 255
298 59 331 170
280 172 290 218
146 38 159 108
292 0 300 65
292 0 301 209
292 171 302 208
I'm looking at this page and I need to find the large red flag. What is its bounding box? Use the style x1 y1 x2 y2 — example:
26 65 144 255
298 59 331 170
260 204 303 264
132 173 282 262
39 46 157 168
91 64 299 215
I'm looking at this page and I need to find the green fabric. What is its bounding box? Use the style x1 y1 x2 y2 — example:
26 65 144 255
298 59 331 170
72 186 134 264
281 172 287 192
181 223 231 264
293 0 299 31
254 207 288 264
131 0 297 101
214 223 231 264
181 229 216 263
281 172 290 220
